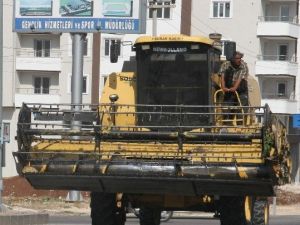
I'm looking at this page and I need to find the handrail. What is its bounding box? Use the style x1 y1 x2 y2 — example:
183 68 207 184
258 16 298 24
257 54 297 62
213 89 246 126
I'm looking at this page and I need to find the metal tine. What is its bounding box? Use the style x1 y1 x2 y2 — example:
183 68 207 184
22 103 267 130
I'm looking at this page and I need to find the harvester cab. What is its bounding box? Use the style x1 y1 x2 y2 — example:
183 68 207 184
14 34 291 225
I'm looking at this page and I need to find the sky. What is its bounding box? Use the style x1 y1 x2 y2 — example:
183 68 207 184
20 0 52 8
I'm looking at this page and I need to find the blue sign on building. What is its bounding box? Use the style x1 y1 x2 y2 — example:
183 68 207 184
293 114 300 128
14 0 147 34
15 18 141 33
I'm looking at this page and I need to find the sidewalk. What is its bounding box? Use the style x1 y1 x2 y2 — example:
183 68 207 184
0 211 48 225
128 204 300 219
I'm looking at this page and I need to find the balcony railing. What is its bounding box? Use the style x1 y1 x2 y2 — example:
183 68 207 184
261 92 295 100
16 49 62 58
257 55 297 62
16 88 60 95
258 16 298 24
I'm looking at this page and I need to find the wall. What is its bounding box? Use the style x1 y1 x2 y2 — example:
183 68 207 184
2 108 19 177
3 1 15 107
191 0 261 76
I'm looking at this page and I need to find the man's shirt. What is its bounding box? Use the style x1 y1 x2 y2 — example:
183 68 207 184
218 60 248 82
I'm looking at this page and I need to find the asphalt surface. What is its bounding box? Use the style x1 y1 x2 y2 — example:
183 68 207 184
49 215 300 225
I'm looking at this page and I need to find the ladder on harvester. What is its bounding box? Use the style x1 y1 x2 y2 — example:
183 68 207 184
213 89 246 126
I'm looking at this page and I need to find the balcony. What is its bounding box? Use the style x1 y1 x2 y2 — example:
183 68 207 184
16 49 62 71
256 55 298 76
257 16 299 39
15 88 60 107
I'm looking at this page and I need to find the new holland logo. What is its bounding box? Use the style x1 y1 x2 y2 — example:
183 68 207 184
120 76 136 82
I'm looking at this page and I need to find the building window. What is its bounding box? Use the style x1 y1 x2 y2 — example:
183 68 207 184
82 76 87 93
212 1 231 18
83 38 88 56
100 75 108 94
34 77 50 94
104 39 121 57
68 74 89 94
149 2 171 19
280 5 290 22
278 44 288 61
34 40 50 57
277 82 286 97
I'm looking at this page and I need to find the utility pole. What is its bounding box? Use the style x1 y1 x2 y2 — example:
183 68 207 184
148 0 176 36
0 0 4 212
66 33 86 202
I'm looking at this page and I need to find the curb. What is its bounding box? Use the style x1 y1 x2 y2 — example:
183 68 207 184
173 212 215 218
0 213 49 225
127 212 215 219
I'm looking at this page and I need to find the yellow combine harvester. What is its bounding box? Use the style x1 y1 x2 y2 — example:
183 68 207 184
14 35 291 225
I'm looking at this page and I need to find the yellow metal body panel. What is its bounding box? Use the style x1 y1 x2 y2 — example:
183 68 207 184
32 139 263 164
248 75 261 106
135 34 214 46
100 72 136 105
100 72 136 127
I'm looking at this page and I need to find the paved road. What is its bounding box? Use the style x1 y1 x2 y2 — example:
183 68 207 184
49 215 300 225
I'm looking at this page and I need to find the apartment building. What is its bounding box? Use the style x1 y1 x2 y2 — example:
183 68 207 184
188 0 299 113
186 0 299 182
2 0 182 177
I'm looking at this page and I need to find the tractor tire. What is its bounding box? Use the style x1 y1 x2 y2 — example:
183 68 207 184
139 206 161 225
251 198 269 225
90 192 126 225
219 196 246 225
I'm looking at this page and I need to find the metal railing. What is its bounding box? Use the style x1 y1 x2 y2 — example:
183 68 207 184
16 88 60 95
261 92 295 100
16 49 62 58
14 103 276 173
17 103 267 145
258 16 298 24
257 54 297 62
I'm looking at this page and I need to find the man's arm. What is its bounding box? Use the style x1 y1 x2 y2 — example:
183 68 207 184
229 77 242 92
229 61 248 92
219 62 230 92
221 73 230 92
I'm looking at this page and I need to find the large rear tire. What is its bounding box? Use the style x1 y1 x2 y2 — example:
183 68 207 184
250 198 269 225
90 192 126 225
139 206 161 225
219 196 246 225
219 196 269 225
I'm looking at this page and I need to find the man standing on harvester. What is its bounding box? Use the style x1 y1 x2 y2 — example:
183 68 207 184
219 51 249 106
